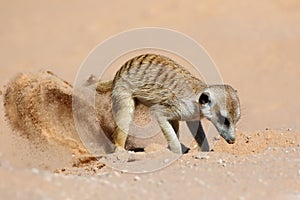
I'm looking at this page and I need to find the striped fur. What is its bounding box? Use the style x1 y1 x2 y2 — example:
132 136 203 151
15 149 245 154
101 54 241 154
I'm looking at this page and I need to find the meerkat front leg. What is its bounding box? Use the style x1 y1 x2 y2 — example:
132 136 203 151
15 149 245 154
156 117 182 154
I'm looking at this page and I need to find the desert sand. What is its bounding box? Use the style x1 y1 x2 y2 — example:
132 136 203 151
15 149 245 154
0 1 300 199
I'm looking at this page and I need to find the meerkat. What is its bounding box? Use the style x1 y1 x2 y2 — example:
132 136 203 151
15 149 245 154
100 54 241 154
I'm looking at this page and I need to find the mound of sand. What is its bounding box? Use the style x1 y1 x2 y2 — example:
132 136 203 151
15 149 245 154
4 71 87 155
3 71 169 159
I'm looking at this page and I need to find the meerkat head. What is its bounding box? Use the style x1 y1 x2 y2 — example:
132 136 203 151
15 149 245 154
198 85 241 144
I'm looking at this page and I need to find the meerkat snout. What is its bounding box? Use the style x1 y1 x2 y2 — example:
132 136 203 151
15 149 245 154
199 85 241 144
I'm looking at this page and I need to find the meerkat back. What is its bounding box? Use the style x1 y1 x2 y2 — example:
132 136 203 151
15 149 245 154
112 54 206 107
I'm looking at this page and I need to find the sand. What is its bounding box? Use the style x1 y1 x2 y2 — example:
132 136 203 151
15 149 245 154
0 0 300 199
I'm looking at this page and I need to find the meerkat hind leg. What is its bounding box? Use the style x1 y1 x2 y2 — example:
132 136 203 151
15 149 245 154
113 97 135 152
113 127 128 152
157 117 182 154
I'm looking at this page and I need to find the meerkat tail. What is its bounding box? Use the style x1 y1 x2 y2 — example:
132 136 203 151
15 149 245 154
96 80 113 93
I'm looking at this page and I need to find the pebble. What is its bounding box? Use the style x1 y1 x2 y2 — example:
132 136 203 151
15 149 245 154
258 178 267 185
218 159 227 167
31 168 39 174
227 171 234 176
157 180 164 185
114 171 121 177
164 159 170 164
196 153 210 160
279 172 283 177
246 136 251 143
290 141 295 145
92 167 98 173
287 128 292 131
134 176 141 181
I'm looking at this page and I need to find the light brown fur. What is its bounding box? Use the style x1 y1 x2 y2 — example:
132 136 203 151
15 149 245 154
97 54 241 154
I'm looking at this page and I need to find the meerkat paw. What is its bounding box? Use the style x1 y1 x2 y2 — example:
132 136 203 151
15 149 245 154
181 144 190 154
114 145 126 153
168 141 183 154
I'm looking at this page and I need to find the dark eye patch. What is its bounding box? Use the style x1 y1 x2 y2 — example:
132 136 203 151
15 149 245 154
218 113 230 128
224 117 230 127
199 93 210 105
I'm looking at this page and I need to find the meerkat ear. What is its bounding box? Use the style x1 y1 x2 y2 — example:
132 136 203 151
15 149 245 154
199 92 211 105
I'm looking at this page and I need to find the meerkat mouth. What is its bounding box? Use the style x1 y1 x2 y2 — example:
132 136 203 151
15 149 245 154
222 135 236 144
219 130 236 144
226 139 235 144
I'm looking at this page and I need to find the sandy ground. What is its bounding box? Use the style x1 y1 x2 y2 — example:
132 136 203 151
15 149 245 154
0 0 300 199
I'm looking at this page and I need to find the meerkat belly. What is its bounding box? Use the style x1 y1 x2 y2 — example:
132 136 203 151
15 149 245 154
132 90 200 121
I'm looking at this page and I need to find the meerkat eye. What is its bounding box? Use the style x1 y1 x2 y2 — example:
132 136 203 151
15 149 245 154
199 93 210 105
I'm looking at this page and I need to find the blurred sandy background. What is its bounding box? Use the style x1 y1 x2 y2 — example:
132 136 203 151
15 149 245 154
0 0 299 199
1 0 299 131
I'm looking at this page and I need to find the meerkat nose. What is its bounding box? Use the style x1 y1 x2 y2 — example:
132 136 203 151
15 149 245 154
226 138 235 144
